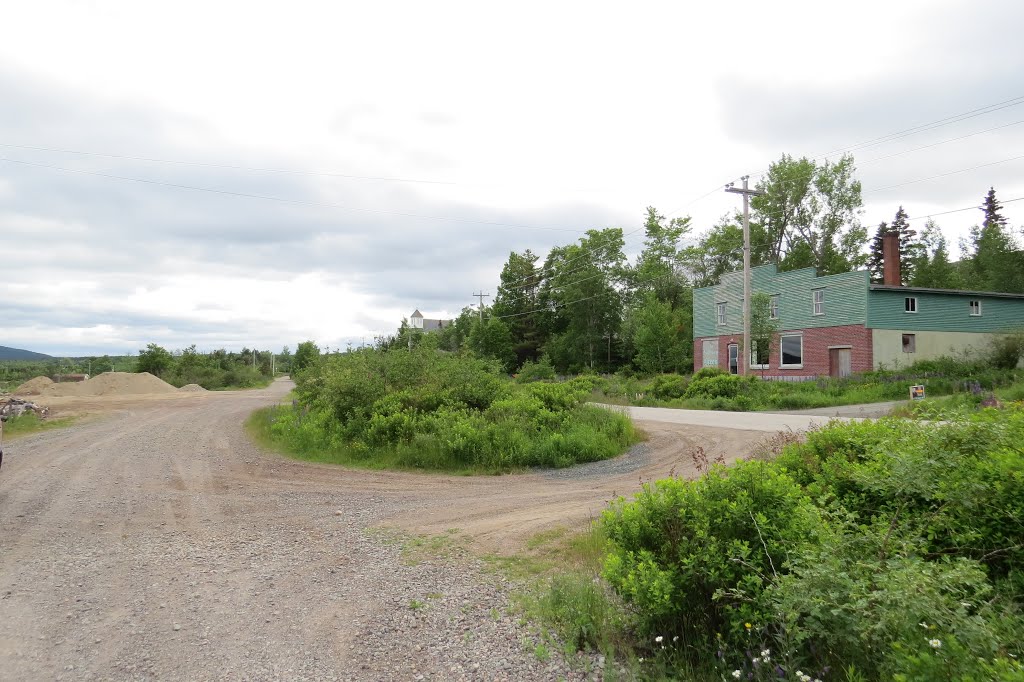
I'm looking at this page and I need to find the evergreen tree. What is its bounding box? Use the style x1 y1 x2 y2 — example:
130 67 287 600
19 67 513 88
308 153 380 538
866 221 888 284
966 187 1024 293
492 249 542 366
909 219 962 289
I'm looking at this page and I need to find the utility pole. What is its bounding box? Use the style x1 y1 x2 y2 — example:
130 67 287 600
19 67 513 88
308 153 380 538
725 176 764 376
472 291 490 322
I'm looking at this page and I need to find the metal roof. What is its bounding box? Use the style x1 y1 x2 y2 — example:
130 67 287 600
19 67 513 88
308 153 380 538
869 284 1024 299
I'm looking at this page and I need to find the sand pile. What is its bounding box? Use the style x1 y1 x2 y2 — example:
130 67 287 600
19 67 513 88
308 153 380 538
14 376 55 395
178 384 208 392
40 372 179 397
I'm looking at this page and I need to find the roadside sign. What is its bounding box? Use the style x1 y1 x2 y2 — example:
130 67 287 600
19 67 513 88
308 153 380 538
910 385 926 400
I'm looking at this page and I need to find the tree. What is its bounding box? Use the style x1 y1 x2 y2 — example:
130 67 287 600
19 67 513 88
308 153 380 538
630 207 692 306
751 154 866 275
749 293 779 376
492 249 543 366
136 343 173 377
681 214 772 288
964 187 1024 293
630 293 690 375
467 316 516 371
292 341 320 375
866 206 924 284
540 228 626 373
909 219 962 289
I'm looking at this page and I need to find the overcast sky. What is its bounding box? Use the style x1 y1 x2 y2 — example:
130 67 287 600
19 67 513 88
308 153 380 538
3 0 1024 356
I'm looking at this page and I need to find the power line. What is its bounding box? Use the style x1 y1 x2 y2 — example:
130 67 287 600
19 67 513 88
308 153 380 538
865 153 1024 194
906 196 1024 222
0 156 590 234
0 142 459 186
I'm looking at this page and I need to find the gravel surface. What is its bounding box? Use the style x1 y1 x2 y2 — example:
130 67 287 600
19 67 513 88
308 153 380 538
0 382 606 681
1 381 774 680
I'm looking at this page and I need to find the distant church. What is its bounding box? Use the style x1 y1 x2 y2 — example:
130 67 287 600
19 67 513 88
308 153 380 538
409 309 452 332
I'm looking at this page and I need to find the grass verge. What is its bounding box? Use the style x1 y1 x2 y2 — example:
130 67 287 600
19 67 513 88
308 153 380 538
2 412 76 440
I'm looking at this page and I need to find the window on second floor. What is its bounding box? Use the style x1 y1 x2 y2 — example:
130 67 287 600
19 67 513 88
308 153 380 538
813 289 825 316
905 297 918 313
969 300 982 316
717 302 727 325
769 295 779 320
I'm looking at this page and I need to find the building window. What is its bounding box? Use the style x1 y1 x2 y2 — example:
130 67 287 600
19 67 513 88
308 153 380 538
701 339 718 367
769 295 779 320
717 302 727 325
905 297 918 313
780 334 803 368
902 333 916 353
751 340 770 369
813 289 824 316
969 300 982 316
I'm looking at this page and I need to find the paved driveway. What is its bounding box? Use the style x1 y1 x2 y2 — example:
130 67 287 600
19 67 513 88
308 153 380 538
620 405 859 432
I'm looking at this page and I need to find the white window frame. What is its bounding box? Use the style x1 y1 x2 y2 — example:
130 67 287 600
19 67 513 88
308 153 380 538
902 333 916 353
716 302 727 326
905 297 918 313
780 334 804 369
969 300 982 316
812 289 825 316
769 295 779 320
750 340 770 370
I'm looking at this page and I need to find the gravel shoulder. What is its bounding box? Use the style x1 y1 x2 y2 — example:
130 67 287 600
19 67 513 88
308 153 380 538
1 380 789 681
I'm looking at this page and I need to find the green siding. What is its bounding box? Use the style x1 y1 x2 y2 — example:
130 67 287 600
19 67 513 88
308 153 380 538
693 265 869 339
867 290 1024 332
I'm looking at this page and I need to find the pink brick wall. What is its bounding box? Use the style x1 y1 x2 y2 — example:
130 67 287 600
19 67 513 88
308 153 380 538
694 324 873 377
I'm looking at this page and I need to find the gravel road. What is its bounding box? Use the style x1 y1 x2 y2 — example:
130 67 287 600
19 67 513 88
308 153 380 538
0 380 778 681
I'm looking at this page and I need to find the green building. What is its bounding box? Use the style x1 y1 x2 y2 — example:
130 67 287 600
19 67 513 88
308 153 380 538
693 263 1024 377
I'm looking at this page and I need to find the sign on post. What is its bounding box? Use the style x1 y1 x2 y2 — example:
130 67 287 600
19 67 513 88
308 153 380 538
910 385 926 401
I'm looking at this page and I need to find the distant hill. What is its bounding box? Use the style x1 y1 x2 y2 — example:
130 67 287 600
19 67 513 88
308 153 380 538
0 345 53 361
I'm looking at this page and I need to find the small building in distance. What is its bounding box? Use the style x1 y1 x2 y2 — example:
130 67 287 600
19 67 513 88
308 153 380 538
693 234 1024 377
409 309 452 332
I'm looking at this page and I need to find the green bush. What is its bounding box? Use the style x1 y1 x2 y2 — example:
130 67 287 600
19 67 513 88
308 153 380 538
261 346 638 473
650 374 688 400
515 357 557 383
601 461 821 647
684 373 741 399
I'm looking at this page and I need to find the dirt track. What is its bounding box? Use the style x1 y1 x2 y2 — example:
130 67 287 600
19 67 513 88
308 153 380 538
0 379 778 680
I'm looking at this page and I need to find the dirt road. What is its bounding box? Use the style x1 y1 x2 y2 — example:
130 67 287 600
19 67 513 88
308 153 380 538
0 380 811 681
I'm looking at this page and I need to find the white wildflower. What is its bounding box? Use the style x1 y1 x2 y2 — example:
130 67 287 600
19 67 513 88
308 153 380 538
655 635 663 643
731 671 742 680
929 638 942 649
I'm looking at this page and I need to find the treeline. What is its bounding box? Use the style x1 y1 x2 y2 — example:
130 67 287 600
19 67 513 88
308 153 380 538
134 343 288 389
382 154 1023 375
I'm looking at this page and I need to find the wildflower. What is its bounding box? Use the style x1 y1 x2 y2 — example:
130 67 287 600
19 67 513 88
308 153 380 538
752 657 761 665
929 638 942 649
673 636 679 642
919 622 929 629
731 671 741 680
655 635 663 644
744 622 752 630
760 649 770 658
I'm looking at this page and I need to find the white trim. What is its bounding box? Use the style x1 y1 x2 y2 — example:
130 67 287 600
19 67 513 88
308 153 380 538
812 288 825 316
827 345 852 349
716 301 727 326
904 296 918 313
769 294 779 320
969 299 982 316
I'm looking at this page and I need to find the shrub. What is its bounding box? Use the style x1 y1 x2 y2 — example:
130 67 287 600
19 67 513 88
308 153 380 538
684 373 741 399
601 461 821 647
691 366 726 380
515 357 557 383
650 374 688 400
990 331 1024 370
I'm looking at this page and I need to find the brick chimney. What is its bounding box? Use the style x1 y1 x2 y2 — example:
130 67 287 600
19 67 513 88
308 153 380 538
882 231 901 286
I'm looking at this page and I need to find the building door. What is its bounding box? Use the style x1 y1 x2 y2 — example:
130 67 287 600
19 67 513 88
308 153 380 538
829 348 852 378
727 344 739 375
